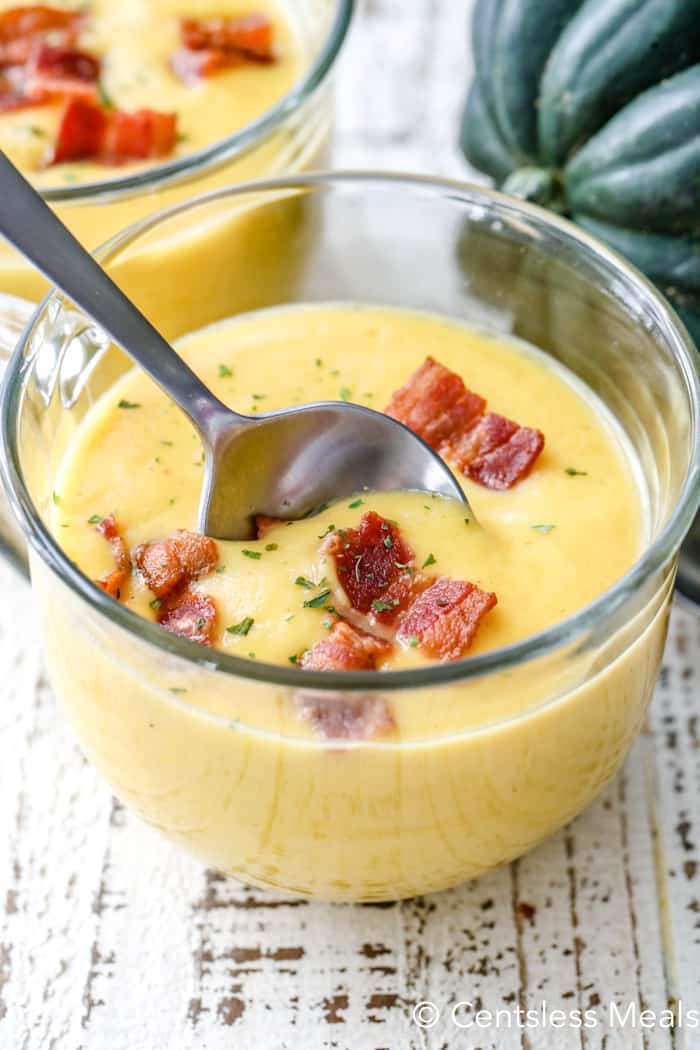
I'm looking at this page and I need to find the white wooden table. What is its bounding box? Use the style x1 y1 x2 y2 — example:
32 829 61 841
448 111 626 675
3 3 700 1047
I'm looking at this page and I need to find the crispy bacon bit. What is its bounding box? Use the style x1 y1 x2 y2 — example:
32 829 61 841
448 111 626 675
134 530 218 599
301 620 390 671
180 13 273 57
157 587 217 646
294 692 395 740
0 6 83 62
466 425 545 491
444 411 518 472
327 512 416 623
397 577 497 661
51 97 178 164
385 356 485 451
94 513 130 599
255 515 287 540
25 43 100 102
0 5 87 108
51 95 101 162
385 357 544 490
172 13 274 83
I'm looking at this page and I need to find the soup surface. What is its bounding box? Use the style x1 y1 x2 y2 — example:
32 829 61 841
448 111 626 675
52 303 644 676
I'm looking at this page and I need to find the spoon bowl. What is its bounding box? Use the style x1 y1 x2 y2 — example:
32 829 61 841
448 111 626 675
0 153 467 540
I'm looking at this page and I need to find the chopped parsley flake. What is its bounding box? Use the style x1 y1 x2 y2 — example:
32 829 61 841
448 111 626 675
161 440 174 447
252 393 266 401
195 618 205 631
371 599 395 613
339 387 352 401
383 534 393 549
52 491 60 505
87 514 102 524
315 358 323 368
422 553 437 568
321 619 334 629
565 467 588 476
407 635 419 648
348 498 364 509
464 517 470 525
242 549 262 559
149 599 161 610
531 524 555 534
118 399 140 409
265 542 279 551
295 576 315 589
218 364 233 378
289 654 299 664
168 687 188 695
98 80 115 109
226 616 254 636
303 588 332 609
215 565 226 574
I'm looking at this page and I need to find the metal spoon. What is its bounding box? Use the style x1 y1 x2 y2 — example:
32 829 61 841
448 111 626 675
0 153 467 539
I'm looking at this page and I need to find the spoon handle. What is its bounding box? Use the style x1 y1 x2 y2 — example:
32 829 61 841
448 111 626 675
0 152 228 434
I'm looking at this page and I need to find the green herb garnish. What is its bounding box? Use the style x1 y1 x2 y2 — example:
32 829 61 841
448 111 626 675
371 599 394 613
218 364 232 378
531 524 555 534
304 588 332 609
348 498 364 509
118 399 140 409
242 549 262 559
407 635 419 648
98 81 115 109
149 599 162 610
565 468 588 476
383 534 393 549
226 616 254 636
265 542 279 551
339 387 352 402
422 553 436 568
295 576 315 589
87 514 102 525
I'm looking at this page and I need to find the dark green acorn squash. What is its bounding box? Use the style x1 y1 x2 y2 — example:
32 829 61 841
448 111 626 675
461 0 700 334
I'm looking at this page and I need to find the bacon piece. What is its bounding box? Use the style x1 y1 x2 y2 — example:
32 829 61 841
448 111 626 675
0 6 82 59
294 692 395 740
301 620 390 671
134 530 218 599
327 512 416 624
157 587 217 646
51 95 103 162
180 14 273 58
25 43 99 102
172 13 274 83
384 357 544 490
397 577 497 661
94 513 130 599
443 411 518 473
466 425 545 491
170 45 242 84
51 98 178 165
385 356 485 451
255 515 287 540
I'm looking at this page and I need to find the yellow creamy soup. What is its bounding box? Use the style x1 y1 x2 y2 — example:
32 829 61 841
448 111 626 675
53 303 644 678
0 0 300 185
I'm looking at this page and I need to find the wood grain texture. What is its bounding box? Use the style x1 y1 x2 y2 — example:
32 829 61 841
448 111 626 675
1 1 700 1047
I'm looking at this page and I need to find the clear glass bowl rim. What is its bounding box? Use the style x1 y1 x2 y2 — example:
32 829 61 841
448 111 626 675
35 0 355 203
2 171 700 696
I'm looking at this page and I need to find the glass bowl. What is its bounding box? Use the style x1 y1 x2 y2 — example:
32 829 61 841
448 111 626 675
0 0 353 302
2 173 699 902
